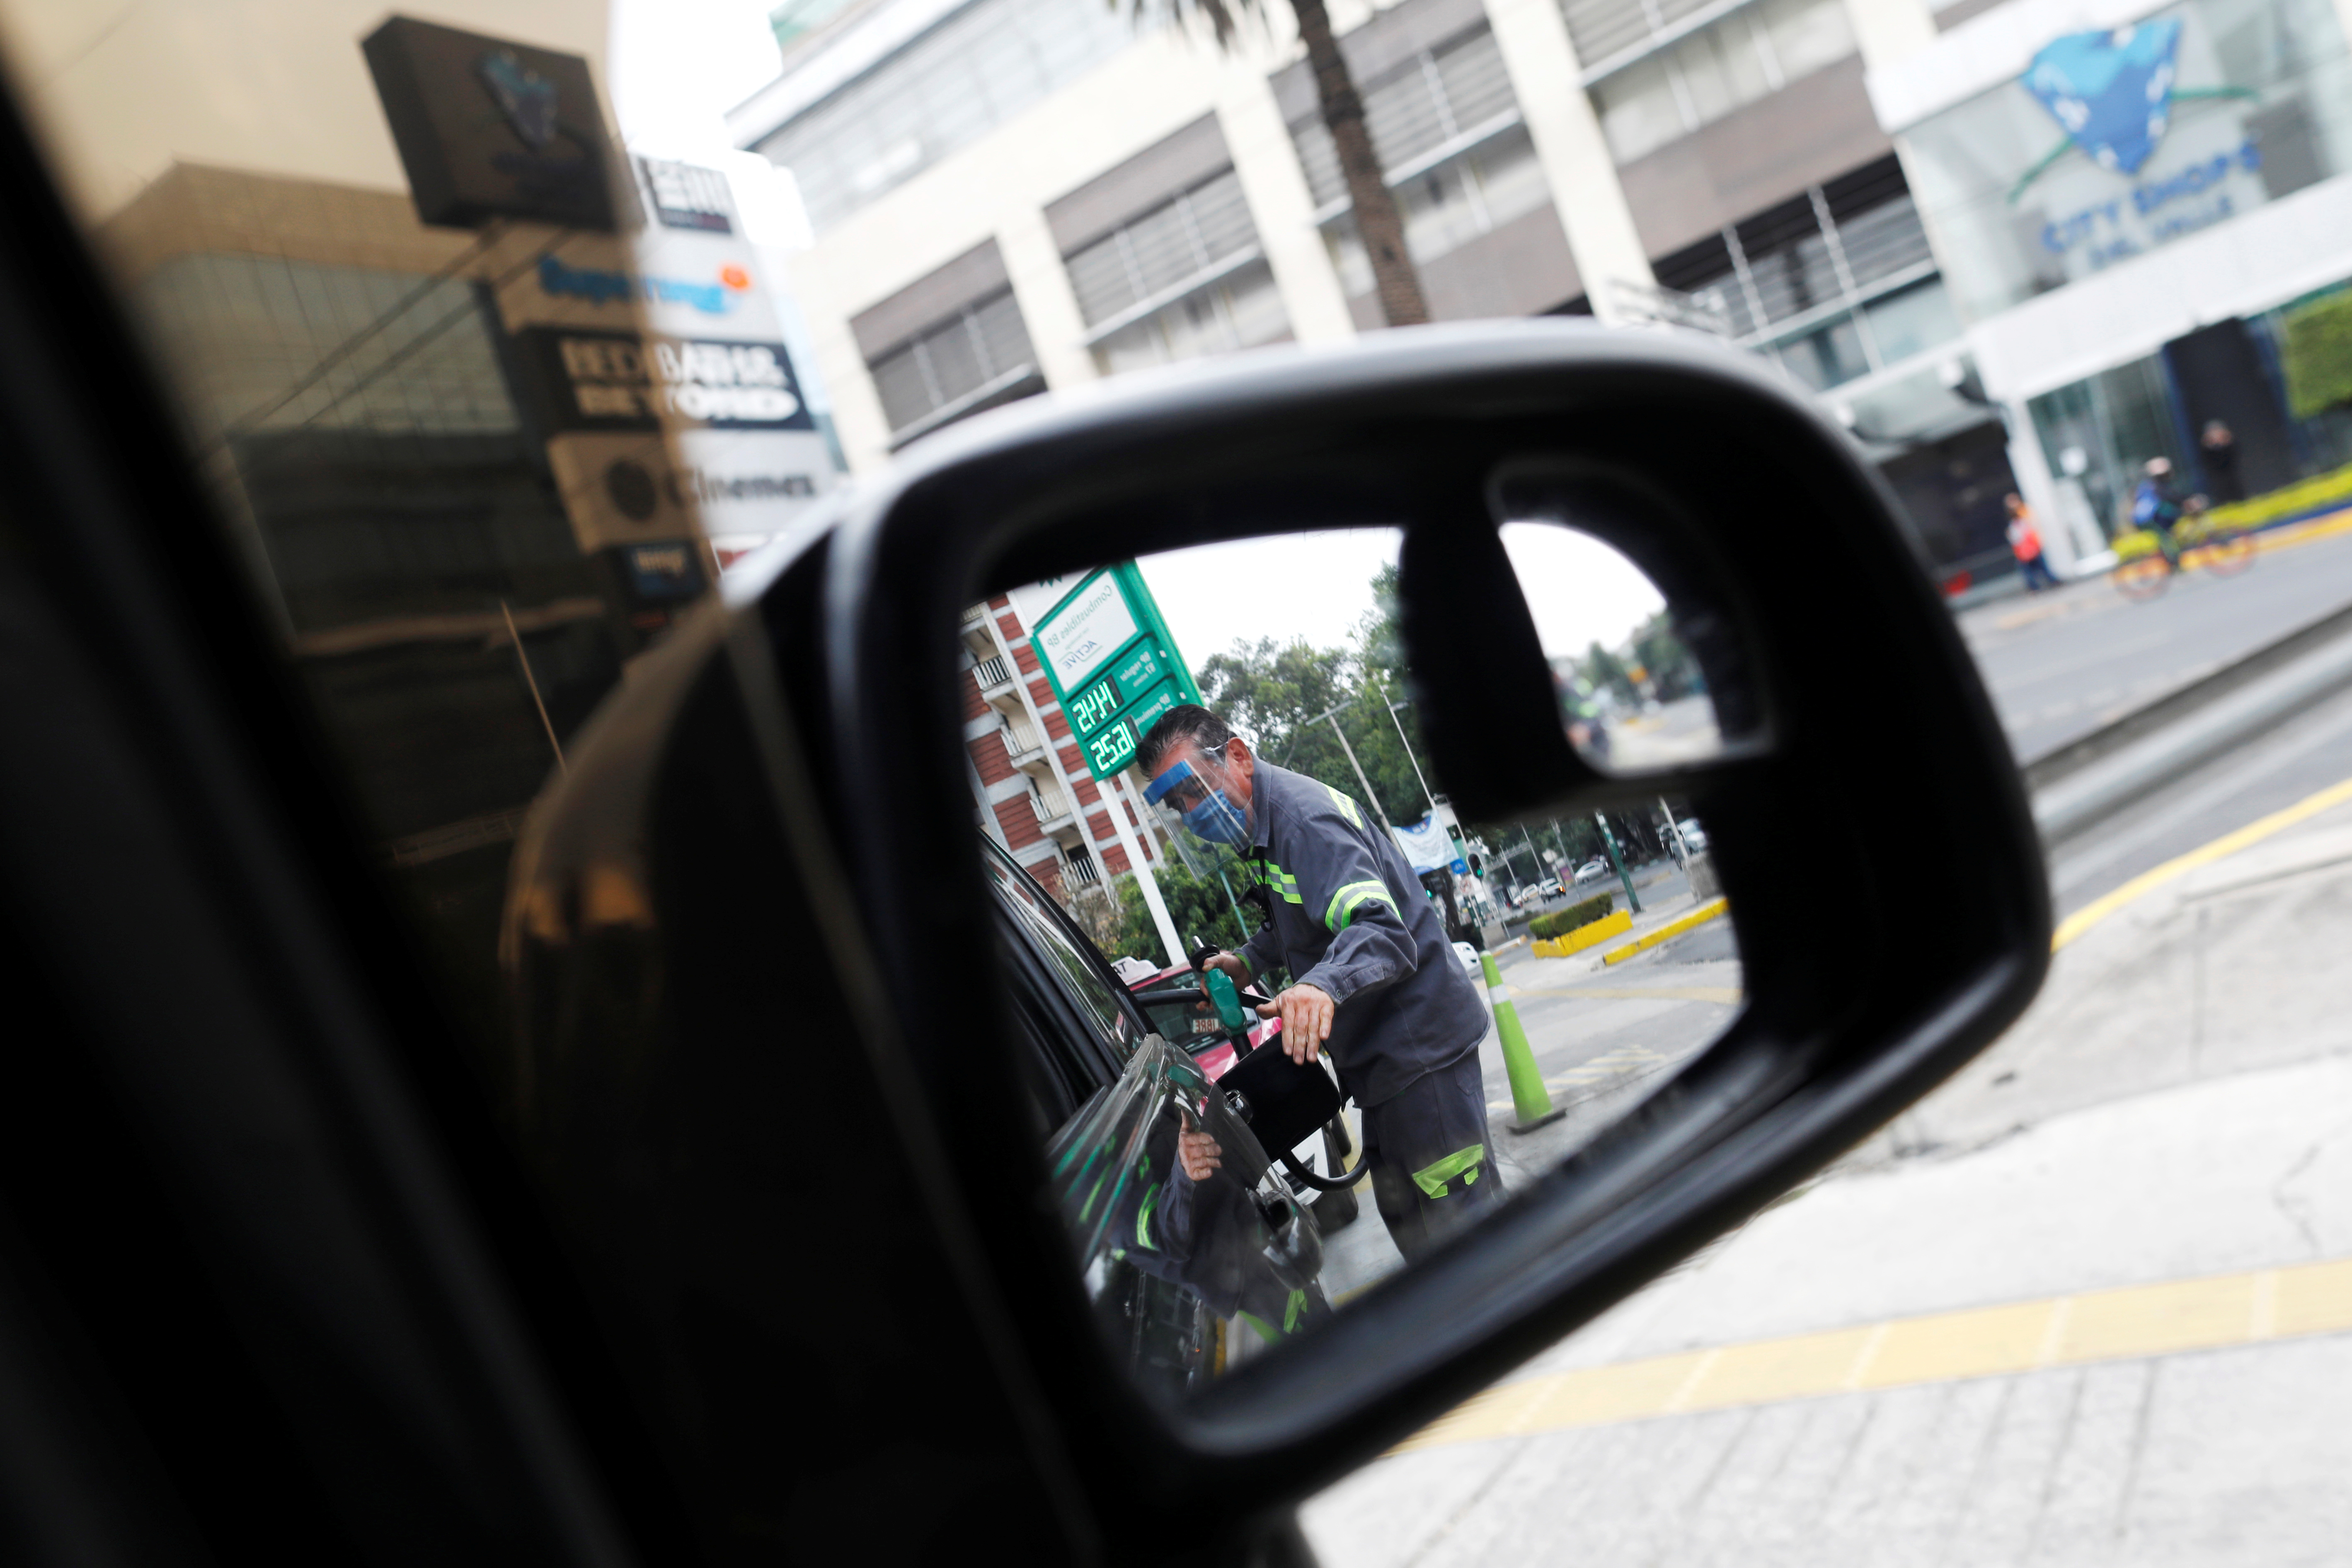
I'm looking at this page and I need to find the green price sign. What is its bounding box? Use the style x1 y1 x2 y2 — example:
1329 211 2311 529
1067 675 1121 738
1029 563 1202 783
1085 719 1138 776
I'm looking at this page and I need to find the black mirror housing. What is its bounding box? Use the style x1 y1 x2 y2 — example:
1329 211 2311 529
511 322 2051 1564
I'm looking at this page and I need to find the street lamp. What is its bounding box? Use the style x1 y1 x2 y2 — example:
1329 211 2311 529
1296 697 1390 829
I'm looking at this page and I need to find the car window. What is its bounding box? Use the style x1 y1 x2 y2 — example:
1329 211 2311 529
984 841 1144 1063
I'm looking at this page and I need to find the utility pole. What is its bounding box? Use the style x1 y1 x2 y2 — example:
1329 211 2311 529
1659 796 1692 866
1301 698 1389 828
1596 811 1643 915
1375 675 1437 818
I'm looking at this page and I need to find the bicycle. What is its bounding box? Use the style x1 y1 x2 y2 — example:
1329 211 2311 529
2111 498 2257 600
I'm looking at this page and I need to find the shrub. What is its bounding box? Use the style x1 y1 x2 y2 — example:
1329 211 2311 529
1528 893 1612 940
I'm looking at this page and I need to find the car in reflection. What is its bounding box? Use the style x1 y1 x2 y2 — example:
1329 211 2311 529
1572 858 1610 885
1121 959 1361 1232
984 842 1338 1394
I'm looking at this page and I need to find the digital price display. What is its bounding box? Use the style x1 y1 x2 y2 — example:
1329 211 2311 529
1086 720 1138 776
1067 675 1121 738
1123 683 1181 743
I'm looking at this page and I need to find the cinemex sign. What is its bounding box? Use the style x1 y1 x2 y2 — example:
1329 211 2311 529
516 327 816 431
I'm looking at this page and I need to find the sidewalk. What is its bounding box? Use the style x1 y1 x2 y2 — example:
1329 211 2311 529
1302 786 2352 1568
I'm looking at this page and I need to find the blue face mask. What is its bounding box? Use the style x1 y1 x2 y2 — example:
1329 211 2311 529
1145 757 1253 849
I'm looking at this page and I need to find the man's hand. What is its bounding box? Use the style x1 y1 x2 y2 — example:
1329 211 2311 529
1202 950 1250 986
1177 1120 1222 1181
1258 982 1335 1064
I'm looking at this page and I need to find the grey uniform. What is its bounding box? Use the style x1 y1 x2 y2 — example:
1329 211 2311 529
1232 762 1501 1254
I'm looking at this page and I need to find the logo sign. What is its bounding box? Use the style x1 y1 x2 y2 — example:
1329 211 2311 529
1034 572 1140 694
2023 21 2182 176
544 431 833 552
515 327 815 432
637 157 734 233
622 542 707 603
536 255 754 317
363 17 615 232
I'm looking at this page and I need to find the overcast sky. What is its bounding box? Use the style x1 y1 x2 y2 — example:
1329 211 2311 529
1135 525 1666 678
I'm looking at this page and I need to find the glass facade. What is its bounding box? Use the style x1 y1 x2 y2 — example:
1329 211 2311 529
1899 0 2352 323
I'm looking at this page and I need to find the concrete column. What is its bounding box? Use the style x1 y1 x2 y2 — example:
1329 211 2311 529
1843 0 1938 73
1483 0 1655 321
1218 74 1358 346
785 251 896 473
996 204 1101 390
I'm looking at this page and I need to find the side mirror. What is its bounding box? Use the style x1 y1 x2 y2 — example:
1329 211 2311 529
509 322 2049 1562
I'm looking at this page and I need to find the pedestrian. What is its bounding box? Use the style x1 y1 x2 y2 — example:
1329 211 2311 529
2200 420 2243 505
2005 493 2059 591
1138 704 1502 1260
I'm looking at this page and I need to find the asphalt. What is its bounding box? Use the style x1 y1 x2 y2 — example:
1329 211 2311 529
1959 522 2352 762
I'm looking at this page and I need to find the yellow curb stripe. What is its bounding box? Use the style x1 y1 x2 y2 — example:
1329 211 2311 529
1507 985 1742 1004
2052 773 2352 951
1599 898 1729 966
1388 1256 2352 1455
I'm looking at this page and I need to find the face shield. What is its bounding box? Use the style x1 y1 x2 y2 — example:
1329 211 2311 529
1143 751 1253 849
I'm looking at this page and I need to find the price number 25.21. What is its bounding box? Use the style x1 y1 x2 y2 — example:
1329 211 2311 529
1087 722 1137 776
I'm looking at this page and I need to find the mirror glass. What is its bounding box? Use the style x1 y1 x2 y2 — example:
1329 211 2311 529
964 526 1743 1399
1498 521 1729 774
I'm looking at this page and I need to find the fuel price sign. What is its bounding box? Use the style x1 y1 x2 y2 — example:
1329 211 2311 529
1028 563 1201 783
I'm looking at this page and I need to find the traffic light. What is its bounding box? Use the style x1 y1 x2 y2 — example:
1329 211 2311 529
1469 853 1485 878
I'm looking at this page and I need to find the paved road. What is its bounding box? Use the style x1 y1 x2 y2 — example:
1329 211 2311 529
1302 668 2352 1565
1959 524 2352 762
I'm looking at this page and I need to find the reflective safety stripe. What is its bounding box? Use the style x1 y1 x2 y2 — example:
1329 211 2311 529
1284 1287 1308 1333
1487 984 1509 1004
1257 859 1305 905
1135 1182 1161 1251
1325 879 1392 930
1238 1311 1281 1345
1413 1144 1487 1199
1323 784 1363 828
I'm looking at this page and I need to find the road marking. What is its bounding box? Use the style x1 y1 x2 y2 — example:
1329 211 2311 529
1508 985 1742 1004
1386 1256 2352 1454
2053 773 2352 950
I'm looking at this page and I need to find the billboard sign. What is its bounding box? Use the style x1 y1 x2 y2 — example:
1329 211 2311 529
512 327 816 432
363 17 616 232
1029 564 1201 782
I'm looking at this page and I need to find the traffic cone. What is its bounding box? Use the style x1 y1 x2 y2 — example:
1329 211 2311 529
1482 951 1564 1134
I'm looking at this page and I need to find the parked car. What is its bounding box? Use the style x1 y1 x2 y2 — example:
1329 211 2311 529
1677 818 1711 853
985 844 1339 1391
1119 957 1361 1231
1573 858 1610 885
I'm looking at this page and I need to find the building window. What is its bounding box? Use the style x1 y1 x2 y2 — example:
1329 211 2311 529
1324 127 1554 291
1589 0 1854 162
1065 845 1102 887
1651 157 1951 390
754 0 1138 232
1063 169 1292 374
866 290 1038 439
1289 27 1522 212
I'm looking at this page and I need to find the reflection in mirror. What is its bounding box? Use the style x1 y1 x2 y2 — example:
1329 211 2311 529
962 528 1741 1400
1498 522 1727 774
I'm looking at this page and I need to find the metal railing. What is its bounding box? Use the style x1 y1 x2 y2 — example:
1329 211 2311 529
1065 850 1102 887
1003 713 1044 758
1032 784 1074 827
974 653 1014 688
960 602 989 629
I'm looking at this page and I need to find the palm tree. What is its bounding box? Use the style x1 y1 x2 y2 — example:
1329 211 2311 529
1146 0 1430 327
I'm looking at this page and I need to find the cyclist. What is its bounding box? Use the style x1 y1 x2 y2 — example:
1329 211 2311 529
2131 457 2191 567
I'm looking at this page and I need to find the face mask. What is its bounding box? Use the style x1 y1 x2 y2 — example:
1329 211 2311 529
1144 756 1253 849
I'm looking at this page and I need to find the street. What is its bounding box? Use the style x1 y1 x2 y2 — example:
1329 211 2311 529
1962 520 2352 761
1303 549 2352 1565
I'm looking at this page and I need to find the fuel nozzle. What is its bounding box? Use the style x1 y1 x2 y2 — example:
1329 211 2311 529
1188 935 1251 1035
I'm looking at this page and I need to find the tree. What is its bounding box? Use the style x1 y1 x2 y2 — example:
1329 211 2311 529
1136 0 1429 327
1060 858 1252 967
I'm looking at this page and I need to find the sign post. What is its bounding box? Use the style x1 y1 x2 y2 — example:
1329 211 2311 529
1029 564 1204 968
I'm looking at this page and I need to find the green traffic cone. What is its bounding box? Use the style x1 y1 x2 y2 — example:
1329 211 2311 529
1482 951 1565 1134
